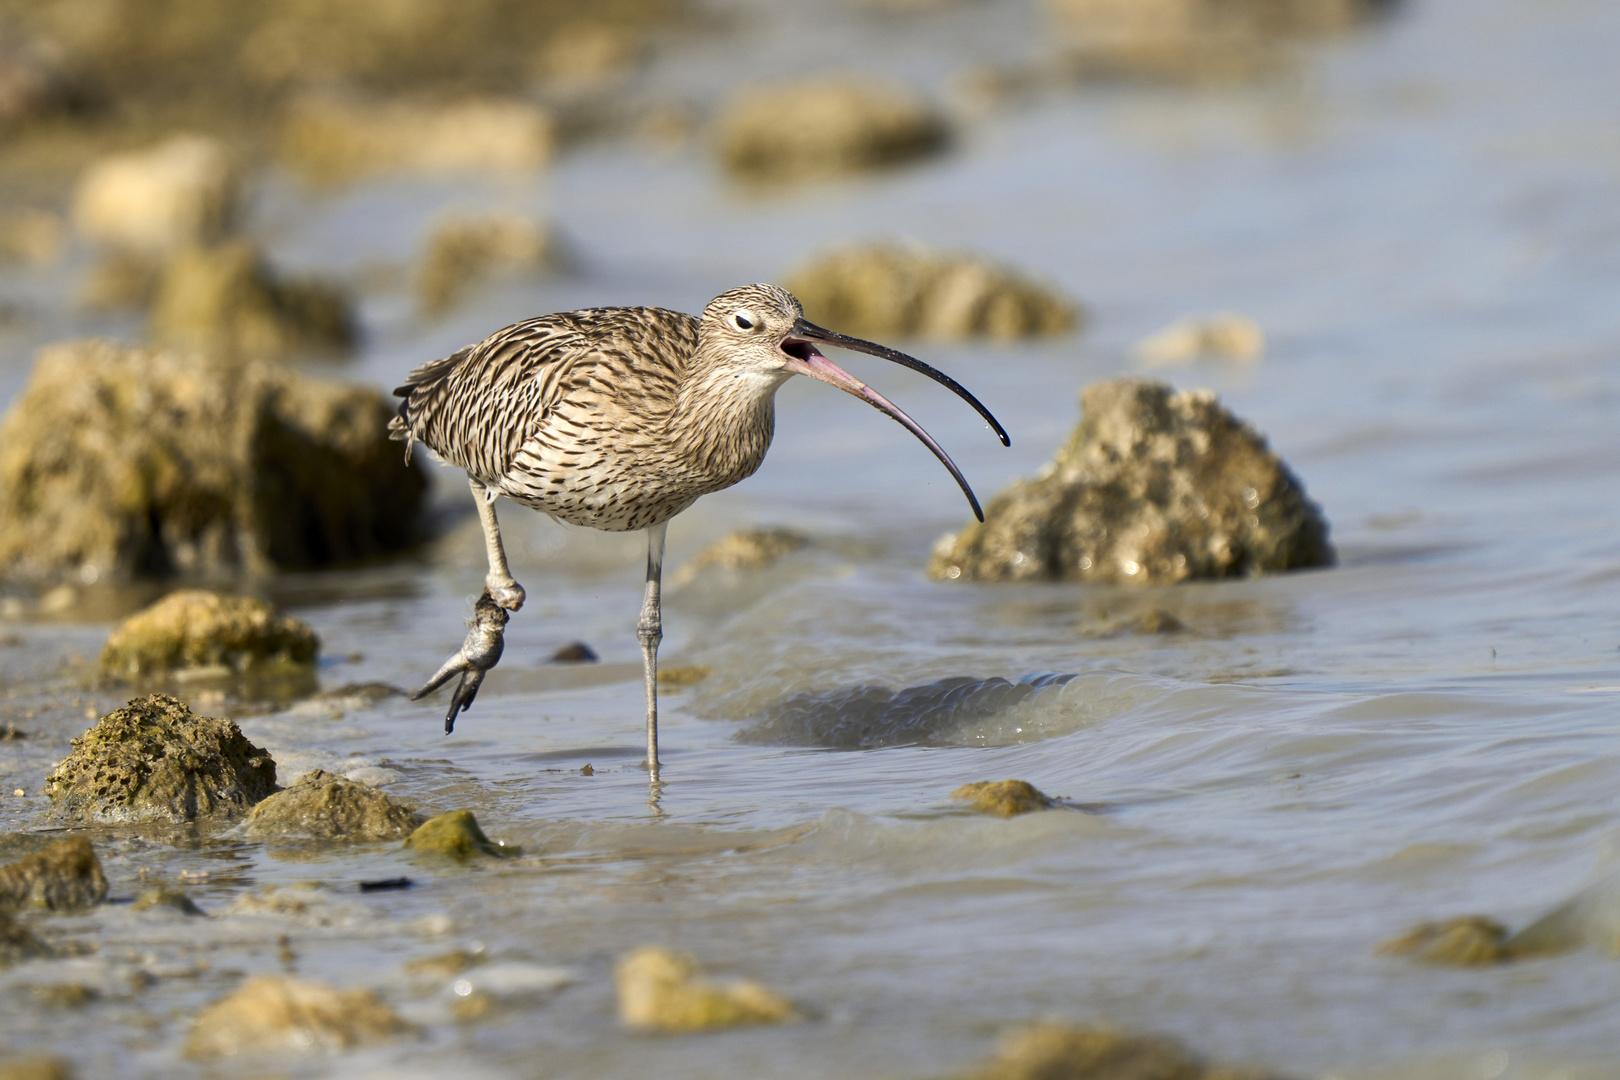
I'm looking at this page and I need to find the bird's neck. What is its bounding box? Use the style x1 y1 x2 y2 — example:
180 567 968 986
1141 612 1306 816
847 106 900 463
672 357 788 487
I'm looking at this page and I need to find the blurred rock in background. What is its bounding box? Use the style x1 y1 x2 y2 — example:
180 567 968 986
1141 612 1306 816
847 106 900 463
416 214 567 317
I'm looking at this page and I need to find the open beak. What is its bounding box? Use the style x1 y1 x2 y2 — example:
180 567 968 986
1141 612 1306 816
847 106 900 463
778 318 1010 523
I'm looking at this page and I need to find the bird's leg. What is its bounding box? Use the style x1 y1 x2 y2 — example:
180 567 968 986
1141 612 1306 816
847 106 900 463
469 477 525 611
637 521 668 780
414 589 509 734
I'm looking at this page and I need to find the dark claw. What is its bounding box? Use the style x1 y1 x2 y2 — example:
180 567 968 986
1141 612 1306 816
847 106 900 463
413 589 509 734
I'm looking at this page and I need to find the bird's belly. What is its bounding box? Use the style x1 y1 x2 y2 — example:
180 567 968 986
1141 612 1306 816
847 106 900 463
496 447 708 533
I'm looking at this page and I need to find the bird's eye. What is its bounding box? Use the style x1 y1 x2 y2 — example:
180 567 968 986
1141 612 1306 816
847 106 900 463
733 311 756 330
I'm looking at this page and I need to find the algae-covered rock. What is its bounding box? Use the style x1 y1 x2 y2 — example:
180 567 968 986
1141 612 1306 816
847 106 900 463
957 1022 1287 1080
615 946 798 1032
930 378 1333 584
718 76 948 182
1134 313 1265 368
72 135 239 255
184 974 412 1058
44 694 277 825
786 242 1078 340
0 908 51 966
280 94 556 184
1374 916 1513 966
0 837 107 912
674 527 807 586
951 780 1057 818
131 887 204 915
403 809 517 859
148 241 355 360
0 1057 71 1080
417 214 565 316
0 338 427 583
246 769 422 841
100 591 319 678
657 666 713 689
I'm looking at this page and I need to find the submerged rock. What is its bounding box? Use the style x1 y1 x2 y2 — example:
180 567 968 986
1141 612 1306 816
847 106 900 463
417 214 565 316
148 241 355 360
0 837 107 912
403 809 516 859
657 665 713 689
100 591 319 678
131 887 204 916
951 780 1057 818
673 527 808 586
0 909 50 966
786 242 1078 340
184 974 412 1058
930 378 1333 584
0 1057 70 1080
718 76 948 182
280 94 556 184
615 946 797 1032
1375 916 1513 966
246 769 422 842
72 135 239 256
1134 313 1265 368
0 338 427 583
956 1022 1288 1080
739 673 1076 749
44 694 276 825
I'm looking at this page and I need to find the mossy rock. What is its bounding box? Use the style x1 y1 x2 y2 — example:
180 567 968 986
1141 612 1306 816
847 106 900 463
246 769 422 842
100 590 318 678
184 974 412 1058
950 780 1057 818
956 1022 1290 1080
1375 916 1514 966
615 946 798 1032
931 378 1333 584
131 887 205 915
403 810 518 859
0 837 108 912
44 694 277 825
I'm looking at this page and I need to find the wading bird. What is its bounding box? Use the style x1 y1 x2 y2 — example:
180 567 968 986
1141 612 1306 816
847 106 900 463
390 284 1007 781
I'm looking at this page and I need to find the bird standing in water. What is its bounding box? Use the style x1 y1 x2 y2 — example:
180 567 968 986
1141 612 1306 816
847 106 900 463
389 283 1007 782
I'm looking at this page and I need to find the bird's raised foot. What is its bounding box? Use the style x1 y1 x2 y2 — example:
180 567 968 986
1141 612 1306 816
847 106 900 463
486 576 526 611
413 589 510 734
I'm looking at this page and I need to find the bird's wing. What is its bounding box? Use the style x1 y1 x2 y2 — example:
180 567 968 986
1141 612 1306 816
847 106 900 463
388 308 698 484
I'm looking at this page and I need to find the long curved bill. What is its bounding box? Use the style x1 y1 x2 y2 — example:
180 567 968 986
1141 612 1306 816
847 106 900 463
780 319 1010 522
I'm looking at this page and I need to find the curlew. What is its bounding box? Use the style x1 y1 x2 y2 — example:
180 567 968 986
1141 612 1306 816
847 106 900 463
389 283 1007 781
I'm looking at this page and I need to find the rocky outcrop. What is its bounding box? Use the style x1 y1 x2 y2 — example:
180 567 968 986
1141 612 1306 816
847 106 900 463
0 837 107 912
416 214 565 316
246 769 422 841
44 694 277 825
72 135 239 255
930 378 1333 584
950 780 1057 818
0 338 427 583
615 947 797 1032
786 242 1078 340
148 241 355 360
718 76 948 182
184 975 412 1058
99 591 318 677
280 94 556 184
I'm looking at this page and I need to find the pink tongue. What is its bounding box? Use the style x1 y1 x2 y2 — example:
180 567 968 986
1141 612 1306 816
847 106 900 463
786 344 867 389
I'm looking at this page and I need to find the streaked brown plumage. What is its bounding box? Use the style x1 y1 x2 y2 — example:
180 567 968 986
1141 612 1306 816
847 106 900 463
390 283 1007 784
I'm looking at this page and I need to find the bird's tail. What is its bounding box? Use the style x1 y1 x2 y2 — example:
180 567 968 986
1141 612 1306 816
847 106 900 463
389 344 474 463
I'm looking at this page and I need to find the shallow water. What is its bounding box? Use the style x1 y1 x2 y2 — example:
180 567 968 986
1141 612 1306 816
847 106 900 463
4 0 1620 1076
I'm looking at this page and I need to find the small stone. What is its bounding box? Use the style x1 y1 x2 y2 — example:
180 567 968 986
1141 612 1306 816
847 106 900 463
1135 313 1265 367
30 983 99 1008
675 528 808 585
719 75 948 182
0 837 108 912
580 764 594 776
786 242 1078 340
101 591 319 678
280 94 556 184
0 1058 73 1080
183 974 412 1058
450 989 498 1022
615 946 798 1032
131 888 205 916
404 949 485 979
72 135 239 256
657 666 713 689
955 1022 1288 1080
246 769 423 842
950 780 1057 818
404 810 518 859
44 694 277 825
550 642 599 664
416 214 565 316
1375 916 1513 966
929 378 1333 584
0 908 51 967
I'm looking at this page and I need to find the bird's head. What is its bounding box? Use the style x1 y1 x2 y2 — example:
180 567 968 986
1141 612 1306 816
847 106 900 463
698 283 1010 522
